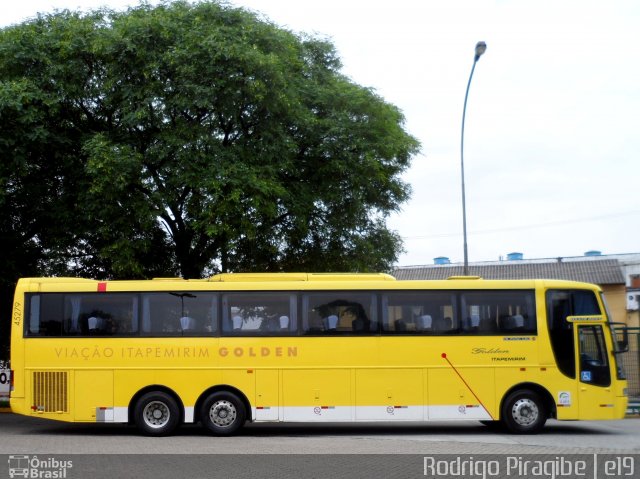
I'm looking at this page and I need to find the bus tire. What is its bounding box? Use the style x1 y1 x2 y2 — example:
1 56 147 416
200 391 246 436
134 391 180 436
501 389 547 434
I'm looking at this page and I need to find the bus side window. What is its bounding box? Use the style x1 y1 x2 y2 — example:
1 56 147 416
26 294 65 336
27 293 141 337
141 292 217 336
73 294 138 336
221 293 296 335
460 291 536 336
28 295 41 335
381 292 456 335
302 293 377 334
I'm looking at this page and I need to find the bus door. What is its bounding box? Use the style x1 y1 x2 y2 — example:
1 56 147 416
571 318 615 419
547 289 613 420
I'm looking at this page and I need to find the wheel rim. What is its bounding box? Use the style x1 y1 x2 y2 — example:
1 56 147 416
511 397 539 426
208 399 237 428
143 400 171 429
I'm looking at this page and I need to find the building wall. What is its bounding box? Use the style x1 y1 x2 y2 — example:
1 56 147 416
601 284 627 324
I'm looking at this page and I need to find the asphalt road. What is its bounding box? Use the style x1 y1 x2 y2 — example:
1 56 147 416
2 412 639 454
1 413 639 478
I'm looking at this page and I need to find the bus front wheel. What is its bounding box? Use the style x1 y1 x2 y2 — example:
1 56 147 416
501 389 547 434
200 391 246 436
134 391 180 436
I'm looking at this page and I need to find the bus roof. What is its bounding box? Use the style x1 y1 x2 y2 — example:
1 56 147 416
207 273 397 282
15 275 601 293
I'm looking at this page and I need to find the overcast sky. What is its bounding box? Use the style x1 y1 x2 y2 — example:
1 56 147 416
3 0 639 267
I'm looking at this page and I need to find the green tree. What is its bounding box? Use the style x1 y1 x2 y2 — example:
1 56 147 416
0 0 418 281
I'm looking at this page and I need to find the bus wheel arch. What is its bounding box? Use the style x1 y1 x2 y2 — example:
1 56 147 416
499 383 554 434
130 385 184 436
195 385 251 436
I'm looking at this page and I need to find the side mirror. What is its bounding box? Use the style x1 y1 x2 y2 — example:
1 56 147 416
610 323 629 353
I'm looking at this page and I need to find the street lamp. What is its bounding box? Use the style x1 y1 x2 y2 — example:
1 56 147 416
460 41 487 276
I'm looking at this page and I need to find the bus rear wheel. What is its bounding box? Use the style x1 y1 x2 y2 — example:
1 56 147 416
134 391 180 436
200 391 246 436
501 389 547 434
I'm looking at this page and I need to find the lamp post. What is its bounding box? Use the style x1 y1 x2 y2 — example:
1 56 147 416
460 41 487 276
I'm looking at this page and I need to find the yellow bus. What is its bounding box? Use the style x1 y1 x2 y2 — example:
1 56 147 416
9 273 628 436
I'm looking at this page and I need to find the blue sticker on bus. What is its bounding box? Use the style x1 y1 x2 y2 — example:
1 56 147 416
581 371 592 382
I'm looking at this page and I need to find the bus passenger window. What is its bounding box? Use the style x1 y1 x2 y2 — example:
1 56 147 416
26 294 65 336
221 293 296 335
460 291 536 335
302 293 377 334
381 292 456 335
141 292 217 336
26 293 140 337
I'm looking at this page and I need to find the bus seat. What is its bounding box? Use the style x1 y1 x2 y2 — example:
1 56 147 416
479 318 496 332
512 314 524 328
433 317 449 332
444 317 453 331
523 315 534 331
262 318 278 332
88 316 104 332
394 319 407 332
499 315 514 330
326 314 338 330
352 318 368 332
180 316 196 331
418 315 432 331
88 316 98 330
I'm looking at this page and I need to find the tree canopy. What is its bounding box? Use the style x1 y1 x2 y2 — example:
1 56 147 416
1 0 419 283
0 0 420 358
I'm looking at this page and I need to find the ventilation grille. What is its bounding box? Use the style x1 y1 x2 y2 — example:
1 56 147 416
33 371 68 413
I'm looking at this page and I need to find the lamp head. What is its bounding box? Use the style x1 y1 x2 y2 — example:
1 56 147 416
474 41 487 61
